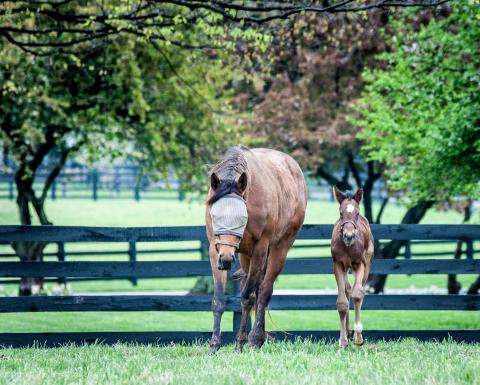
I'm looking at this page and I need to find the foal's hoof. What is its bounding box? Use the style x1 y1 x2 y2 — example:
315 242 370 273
354 333 364 347
339 338 348 349
248 330 266 348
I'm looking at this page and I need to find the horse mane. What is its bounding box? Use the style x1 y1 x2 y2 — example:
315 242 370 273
344 190 354 200
208 145 249 205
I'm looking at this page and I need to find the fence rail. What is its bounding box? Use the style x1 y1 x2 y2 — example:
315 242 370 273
0 224 479 347
1 224 479 242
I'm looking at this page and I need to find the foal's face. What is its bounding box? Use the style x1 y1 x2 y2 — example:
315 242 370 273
333 186 363 247
339 199 360 246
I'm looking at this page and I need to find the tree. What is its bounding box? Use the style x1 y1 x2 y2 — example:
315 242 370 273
0 37 234 294
354 1 480 293
240 9 389 224
355 1 480 202
235 5 460 293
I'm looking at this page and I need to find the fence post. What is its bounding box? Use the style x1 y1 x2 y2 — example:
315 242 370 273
466 240 474 260
51 180 57 200
134 185 140 201
404 241 412 259
92 169 98 201
134 167 141 201
57 242 66 286
114 167 120 196
8 174 14 200
128 241 138 286
178 190 185 201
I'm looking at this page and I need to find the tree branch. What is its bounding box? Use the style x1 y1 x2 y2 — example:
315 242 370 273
0 0 453 54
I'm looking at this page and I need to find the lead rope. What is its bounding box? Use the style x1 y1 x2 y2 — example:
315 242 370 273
266 307 294 339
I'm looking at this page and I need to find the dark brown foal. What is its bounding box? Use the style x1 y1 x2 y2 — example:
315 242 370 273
331 186 374 348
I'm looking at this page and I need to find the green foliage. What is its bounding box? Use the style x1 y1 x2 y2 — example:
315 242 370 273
0 34 236 195
355 2 480 202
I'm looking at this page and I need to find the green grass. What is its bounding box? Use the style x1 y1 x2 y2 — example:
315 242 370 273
0 340 478 385
0 310 478 333
0 197 467 226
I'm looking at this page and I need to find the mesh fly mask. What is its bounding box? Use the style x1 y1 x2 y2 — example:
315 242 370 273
210 193 248 240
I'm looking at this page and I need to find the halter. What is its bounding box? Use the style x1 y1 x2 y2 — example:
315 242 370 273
214 238 241 250
339 220 358 234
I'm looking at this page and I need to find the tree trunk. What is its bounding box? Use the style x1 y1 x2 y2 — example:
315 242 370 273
447 202 472 294
368 200 434 293
467 276 480 295
13 172 50 296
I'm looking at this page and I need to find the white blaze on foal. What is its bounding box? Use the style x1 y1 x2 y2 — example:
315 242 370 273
346 204 355 213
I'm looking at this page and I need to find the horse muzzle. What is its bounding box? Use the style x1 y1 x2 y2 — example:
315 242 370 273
217 253 236 271
343 234 356 247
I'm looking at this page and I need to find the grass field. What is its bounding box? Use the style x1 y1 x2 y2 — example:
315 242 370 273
0 198 478 334
0 340 478 385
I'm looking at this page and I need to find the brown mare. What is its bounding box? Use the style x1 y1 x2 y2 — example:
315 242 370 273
205 145 307 352
331 186 374 348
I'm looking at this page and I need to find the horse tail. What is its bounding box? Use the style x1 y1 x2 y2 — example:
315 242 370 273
232 267 246 281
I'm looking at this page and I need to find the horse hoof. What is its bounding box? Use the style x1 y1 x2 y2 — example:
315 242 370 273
354 331 364 347
354 338 364 348
339 338 348 349
209 339 221 354
235 338 246 353
248 331 265 348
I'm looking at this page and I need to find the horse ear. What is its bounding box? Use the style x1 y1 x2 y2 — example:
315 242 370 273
333 186 346 203
237 172 248 193
354 188 364 203
210 173 220 190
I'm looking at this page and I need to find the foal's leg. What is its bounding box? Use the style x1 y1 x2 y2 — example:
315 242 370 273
209 243 228 353
334 262 349 348
249 243 288 348
352 263 366 347
345 278 352 338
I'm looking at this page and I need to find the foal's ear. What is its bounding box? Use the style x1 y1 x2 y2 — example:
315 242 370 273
237 172 248 193
333 186 346 203
210 173 220 190
354 188 364 203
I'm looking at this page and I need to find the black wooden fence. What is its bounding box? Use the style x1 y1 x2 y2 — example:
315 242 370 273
0 224 479 347
1 238 476 287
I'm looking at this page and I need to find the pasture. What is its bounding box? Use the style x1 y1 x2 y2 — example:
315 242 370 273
0 199 479 385
0 340 479 385
0 198 479 335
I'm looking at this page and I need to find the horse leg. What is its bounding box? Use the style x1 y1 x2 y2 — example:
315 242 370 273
334 262 349 348
235 253 255 353
249 243 288 348
208 243 228 353
345 278 352 339
231 239 268 350
352 262 366 347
